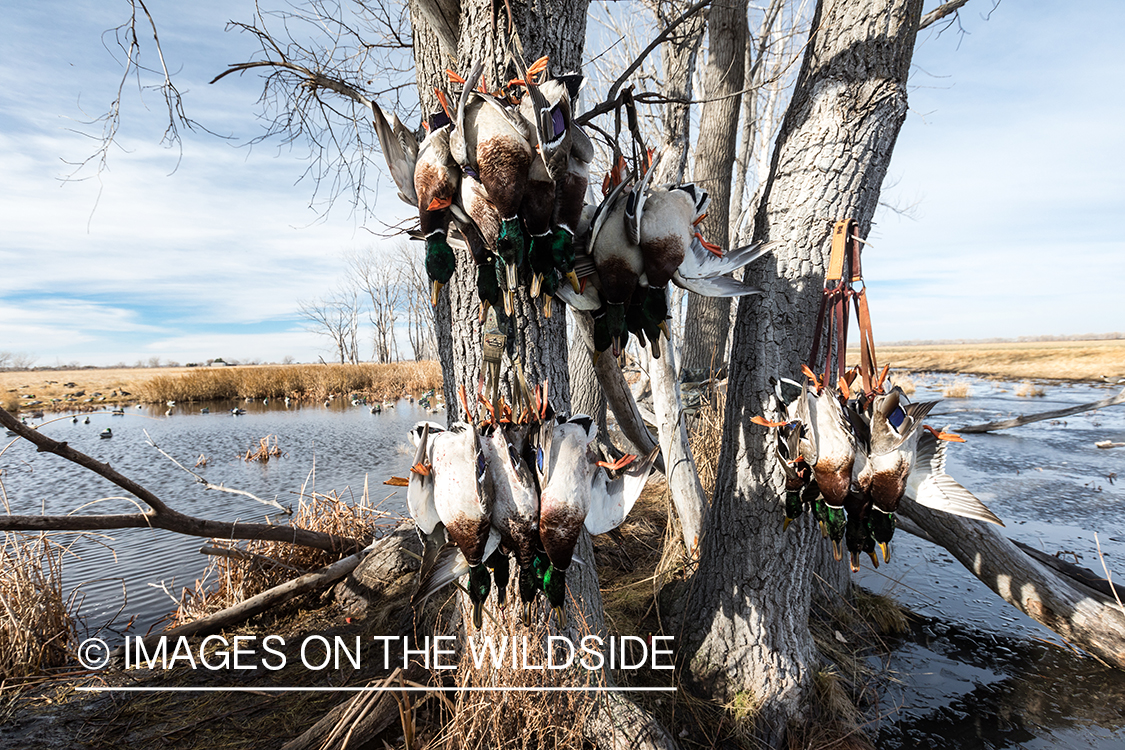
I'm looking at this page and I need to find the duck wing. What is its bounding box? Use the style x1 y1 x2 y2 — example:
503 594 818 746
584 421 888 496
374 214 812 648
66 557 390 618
585 446 659 535
370 101 419 206
555 281 602 310
672 270 763 298
908 431 1005 526
679 238 779 280
412 527 501 606
407 422 443 537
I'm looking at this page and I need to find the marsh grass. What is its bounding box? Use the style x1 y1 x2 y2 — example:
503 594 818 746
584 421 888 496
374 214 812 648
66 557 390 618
0 533 78 682
689 387 726 498
941 381 974 399
137 361 441 404
243 434 283 463
170 486 395 626
860 339 1125 381
889 373 916 395
1015 380 1047 398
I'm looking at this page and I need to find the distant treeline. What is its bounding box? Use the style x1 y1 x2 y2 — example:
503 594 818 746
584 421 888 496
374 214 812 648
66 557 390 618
875 333 1124 347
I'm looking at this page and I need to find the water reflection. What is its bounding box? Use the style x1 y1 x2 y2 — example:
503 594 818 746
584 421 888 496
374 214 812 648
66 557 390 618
1 398 434 636
856 374 1125 749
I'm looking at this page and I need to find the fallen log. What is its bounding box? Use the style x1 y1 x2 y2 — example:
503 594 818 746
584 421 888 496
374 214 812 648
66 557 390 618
896 497 1125 668
107 534 404 659
959 385 1125 434
0 406 360 553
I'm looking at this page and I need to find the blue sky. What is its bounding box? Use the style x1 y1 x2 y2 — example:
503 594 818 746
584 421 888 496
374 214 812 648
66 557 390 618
0 1 1122 367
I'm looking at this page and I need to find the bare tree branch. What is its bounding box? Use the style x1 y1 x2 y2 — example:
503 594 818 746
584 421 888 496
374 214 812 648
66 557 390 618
0 408 361 553
958 386 1125 434
918 0 972 30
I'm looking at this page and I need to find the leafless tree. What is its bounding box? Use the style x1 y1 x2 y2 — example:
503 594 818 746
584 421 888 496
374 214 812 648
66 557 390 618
0 352 38 371
297 286 360 365
347 247 403 363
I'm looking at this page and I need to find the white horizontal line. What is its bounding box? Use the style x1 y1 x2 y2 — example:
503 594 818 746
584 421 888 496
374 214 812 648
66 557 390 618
76 686 676 693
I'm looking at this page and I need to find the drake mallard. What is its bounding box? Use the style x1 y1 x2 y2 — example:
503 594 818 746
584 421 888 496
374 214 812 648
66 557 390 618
854 388 938 562
428 420 500 627
450 62 534 315
371 102 459 305
482 419 543 624
803 378 859 561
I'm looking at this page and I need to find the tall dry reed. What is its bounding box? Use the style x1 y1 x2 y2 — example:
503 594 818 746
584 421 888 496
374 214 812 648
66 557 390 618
136 361 441 404
170 487 396 625
0 533 78 681
689 388 726 498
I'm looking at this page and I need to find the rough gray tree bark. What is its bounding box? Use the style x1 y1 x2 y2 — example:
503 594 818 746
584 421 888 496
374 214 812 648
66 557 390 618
409 2 679 745
678 0 748 378
683 0 923 745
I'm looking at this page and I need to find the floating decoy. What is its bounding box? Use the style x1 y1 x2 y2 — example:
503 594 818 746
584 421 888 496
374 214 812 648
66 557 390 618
100 428 112 439
71 415 78 423
200 407 210 414
84 416 90 424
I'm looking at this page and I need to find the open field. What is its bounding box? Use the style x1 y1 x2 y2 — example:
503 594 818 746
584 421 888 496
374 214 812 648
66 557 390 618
852 339 1125 382
0 362 441 413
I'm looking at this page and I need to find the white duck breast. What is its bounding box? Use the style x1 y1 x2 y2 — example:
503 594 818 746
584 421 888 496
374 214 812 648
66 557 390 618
431 422 495 565
584 447 660 535
407 421 444 537
906 429 1004 526
806 389 857 504
484 425 540 563
590 190 643 305
537 417 597 570
637 188 693 288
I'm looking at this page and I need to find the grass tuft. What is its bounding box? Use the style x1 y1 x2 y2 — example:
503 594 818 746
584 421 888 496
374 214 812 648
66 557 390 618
170 488 394 626
1015 380 1047 398
0 533 78 682
941 381 973 398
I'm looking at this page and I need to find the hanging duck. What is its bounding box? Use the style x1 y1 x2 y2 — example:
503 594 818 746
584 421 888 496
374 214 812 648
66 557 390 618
513 56 590 309
854 387 938 563
371 101 460 305
419 420 501 628
802 376 858 561
450 61 534 316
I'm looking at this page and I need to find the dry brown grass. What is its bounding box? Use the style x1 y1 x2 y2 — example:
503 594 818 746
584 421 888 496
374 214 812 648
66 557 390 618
1015 380 1047 398
689 388 726 498
137 361 441 404
853 339 1125 381
243 435 284 463
0 533 78 682
941 381 974 399
0 361 442 412
170 487 395 625
889 373 916 395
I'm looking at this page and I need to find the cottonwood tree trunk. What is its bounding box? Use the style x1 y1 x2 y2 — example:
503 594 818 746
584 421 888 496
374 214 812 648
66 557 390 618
683 0 923 745
411 0 588 417
409 4 676 746
678 0 747 379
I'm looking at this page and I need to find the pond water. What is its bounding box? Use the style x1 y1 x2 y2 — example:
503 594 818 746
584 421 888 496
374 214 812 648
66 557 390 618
853 373 1125 749
3 375 1124 747
1 397 429 637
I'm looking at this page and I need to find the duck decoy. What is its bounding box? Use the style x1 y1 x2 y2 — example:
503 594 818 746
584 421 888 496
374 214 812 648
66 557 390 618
100 428 112 439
